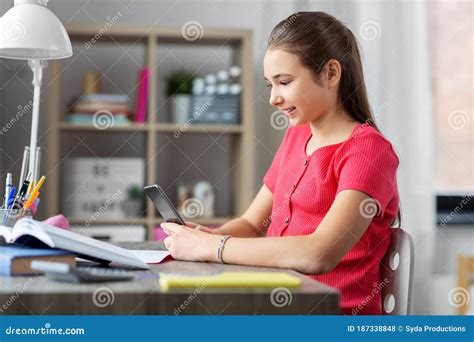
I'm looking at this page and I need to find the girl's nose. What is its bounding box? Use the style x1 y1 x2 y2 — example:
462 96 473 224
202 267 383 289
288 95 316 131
269 94 283 107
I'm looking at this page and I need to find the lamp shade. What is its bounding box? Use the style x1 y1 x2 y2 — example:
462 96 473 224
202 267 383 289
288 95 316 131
0 0 72 60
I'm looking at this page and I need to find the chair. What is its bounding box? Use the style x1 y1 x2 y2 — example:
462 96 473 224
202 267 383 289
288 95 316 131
457 255 474 315
380 227 415 315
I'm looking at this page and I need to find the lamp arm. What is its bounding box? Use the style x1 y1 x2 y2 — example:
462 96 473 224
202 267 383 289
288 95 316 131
27 59 47 184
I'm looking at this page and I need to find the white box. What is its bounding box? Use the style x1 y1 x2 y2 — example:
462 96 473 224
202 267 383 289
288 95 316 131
62 158 144 219
71 225 146 242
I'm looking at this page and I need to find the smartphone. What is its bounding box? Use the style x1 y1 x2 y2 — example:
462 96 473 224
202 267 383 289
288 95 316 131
144 185 186 225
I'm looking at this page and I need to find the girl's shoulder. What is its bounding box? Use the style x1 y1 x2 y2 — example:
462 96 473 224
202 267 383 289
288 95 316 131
337 123 400 164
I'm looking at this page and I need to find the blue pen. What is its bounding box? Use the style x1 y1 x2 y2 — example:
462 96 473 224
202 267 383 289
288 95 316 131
7 187 15 209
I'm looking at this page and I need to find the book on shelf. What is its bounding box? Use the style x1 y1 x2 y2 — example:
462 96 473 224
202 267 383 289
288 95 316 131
78 93 130 103
134 67 149 123
65 113 132 126
71 101 130 113
66 92 133 125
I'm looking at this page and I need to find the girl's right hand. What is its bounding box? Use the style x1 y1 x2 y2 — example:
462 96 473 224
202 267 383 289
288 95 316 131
185 221 222 235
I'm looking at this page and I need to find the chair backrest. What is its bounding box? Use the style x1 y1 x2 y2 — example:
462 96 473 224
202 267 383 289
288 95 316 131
380 227 415 315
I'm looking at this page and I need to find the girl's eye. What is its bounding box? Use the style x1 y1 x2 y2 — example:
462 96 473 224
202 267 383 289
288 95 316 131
280 81 291 86
266 84 272 88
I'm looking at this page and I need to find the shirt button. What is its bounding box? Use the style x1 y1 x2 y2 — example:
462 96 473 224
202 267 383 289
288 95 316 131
284 217 289 224
292 184 296 189
304 159 309 165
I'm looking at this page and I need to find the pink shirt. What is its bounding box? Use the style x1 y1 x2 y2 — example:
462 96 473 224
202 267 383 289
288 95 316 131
263 123 399 315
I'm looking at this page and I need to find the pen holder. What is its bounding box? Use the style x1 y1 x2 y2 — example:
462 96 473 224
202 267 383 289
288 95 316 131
0 208 32 228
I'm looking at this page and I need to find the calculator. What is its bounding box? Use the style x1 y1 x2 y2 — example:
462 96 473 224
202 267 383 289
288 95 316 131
31 261 135 283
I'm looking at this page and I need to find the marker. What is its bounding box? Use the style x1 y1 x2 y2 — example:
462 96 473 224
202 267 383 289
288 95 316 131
13 172 31 208
23 190 40 210
23 176 45 210
5 173 12 209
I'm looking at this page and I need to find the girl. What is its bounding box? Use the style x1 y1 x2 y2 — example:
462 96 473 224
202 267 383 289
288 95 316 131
161 11 399 315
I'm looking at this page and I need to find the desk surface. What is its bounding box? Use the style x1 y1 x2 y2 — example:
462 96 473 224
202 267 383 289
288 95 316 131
0 241 339 315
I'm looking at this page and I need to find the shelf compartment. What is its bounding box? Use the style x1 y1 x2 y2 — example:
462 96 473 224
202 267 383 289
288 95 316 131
154 123 243 134
59 122 150 131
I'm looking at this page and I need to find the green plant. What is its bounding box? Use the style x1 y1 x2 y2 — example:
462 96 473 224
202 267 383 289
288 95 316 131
166 71 195 97
127 185 143 200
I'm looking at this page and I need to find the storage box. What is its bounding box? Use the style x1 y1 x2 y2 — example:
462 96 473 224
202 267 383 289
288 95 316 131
190 94 240 124
62 158 144 220
71 225 146 242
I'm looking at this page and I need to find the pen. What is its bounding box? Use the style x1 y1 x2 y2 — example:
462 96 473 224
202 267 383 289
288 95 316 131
5 173 12 209
6 187 15 208
27 181 34 195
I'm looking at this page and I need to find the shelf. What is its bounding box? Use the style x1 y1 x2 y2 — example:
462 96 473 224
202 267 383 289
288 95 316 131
65 23 251 43
153 123 243 134
59 122 149 131
59 122 243 134
47 25 255 241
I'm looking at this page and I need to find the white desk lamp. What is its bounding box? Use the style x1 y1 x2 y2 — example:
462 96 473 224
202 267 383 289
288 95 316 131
0 0 72 183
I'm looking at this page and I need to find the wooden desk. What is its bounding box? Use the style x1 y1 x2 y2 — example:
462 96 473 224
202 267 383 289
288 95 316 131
0 242 339 315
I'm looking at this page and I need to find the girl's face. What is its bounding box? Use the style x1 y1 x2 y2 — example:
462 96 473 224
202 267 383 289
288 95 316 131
264 48 335 126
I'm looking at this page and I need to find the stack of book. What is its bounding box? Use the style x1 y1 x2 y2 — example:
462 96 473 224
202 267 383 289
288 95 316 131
66 93 132 126
0 218 153 276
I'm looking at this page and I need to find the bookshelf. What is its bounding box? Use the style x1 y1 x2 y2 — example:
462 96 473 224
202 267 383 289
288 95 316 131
46 24 255 240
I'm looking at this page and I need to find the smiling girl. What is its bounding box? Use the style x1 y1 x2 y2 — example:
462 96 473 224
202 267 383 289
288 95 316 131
161 11 400 315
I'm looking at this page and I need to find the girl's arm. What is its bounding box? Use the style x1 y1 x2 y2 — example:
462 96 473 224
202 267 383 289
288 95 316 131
163 189 374 275
219 189 374 274
191 185 274 238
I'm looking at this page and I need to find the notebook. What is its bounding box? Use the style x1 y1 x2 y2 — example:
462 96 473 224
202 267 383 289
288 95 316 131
159 272 302 291
0 246 76 276
0 218 151 270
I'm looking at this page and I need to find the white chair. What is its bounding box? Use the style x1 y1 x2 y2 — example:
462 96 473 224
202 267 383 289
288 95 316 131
380 228 415 315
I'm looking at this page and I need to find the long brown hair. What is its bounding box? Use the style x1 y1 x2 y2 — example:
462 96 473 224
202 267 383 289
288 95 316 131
267 11 379 131
267 12 403 226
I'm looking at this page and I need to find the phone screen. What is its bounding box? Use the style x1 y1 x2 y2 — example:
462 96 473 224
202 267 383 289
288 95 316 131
144 185 186 225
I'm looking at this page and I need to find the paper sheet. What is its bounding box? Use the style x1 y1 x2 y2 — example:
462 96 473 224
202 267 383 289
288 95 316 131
130 250 170 264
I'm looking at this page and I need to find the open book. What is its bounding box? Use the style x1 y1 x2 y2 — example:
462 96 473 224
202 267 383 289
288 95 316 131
0 218 158 270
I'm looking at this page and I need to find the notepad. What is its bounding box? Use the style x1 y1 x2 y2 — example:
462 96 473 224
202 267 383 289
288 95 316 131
129 250 170 264
159 272 301 291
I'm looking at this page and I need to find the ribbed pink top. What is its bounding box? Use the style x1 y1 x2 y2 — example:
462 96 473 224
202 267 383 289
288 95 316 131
264 123 399 315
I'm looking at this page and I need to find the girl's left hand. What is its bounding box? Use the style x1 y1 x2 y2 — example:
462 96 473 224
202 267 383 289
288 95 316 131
161 222 220 262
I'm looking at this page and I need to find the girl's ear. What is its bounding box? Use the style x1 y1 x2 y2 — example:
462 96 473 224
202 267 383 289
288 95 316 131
325 59 342 89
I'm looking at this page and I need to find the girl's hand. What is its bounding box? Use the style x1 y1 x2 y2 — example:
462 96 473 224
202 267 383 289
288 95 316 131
184 221 222 235
161 222 220 262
